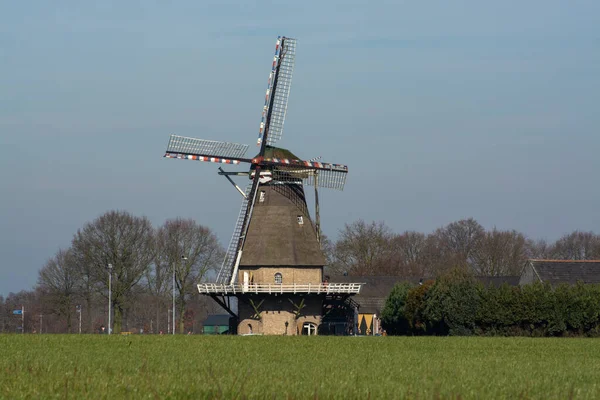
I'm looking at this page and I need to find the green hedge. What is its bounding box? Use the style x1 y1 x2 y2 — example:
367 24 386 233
381 270 600 337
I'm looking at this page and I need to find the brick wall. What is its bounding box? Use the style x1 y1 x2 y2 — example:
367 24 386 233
238 266 323 285
237 295 322 335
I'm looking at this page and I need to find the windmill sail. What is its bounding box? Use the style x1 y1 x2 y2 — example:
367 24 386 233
166 135 249 159
266 37 296 146
216 172 262 285
257 37 297 147
216 184 253 284
274 167 348 191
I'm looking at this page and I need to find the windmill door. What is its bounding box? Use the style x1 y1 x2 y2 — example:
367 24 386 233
243 271 249 291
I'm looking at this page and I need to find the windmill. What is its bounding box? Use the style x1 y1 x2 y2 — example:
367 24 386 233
163 36 361 335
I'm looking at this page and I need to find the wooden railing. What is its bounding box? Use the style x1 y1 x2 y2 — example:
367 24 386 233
197 282 363 295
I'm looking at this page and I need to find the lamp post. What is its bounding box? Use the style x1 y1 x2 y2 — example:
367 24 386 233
173 255 187 335
76 305 82 334
108 263 113 335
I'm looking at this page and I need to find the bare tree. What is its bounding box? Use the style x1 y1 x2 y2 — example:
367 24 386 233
434 218 485 265
471 228 528 276
38 248 79 332
525 238 551 259
390 231 429 277
71 210 155 333
549 231 600 260
331 220 395 276
156 218 223 333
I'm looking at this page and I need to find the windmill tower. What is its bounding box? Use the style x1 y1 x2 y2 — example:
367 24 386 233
163 36 363 335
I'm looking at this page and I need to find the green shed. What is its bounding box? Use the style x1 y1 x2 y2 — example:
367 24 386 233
202 314 231 335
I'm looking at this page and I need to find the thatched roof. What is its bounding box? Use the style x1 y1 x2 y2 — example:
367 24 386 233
260 146 301 160
240 183 325 267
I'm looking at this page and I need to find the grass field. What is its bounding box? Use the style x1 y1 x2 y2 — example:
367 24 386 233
1 335 599 399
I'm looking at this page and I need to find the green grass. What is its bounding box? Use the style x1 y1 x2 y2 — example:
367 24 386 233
1 335 600 399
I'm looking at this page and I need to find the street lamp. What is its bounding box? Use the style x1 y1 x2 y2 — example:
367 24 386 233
173 255 187 335
108 263 113 335
76 304 82 334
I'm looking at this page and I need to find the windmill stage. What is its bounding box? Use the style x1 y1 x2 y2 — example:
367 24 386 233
163 36 363 335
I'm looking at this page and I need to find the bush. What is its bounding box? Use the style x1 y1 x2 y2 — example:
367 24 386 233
382 275 600 337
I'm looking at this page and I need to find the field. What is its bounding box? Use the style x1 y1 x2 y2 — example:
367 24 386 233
1 335 600 399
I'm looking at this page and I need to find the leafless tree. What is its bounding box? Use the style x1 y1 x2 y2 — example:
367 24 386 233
433 218 485 266
549 231 600 260
471 228 528 276
525 238 551 259
71 210 155 333
331 220 395 275
155 218 223 333
37 248 79 332
389 231 429 277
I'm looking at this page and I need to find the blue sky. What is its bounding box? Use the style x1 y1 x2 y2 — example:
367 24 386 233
1 1 599 295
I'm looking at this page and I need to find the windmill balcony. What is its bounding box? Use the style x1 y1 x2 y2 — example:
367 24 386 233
197 282 364 295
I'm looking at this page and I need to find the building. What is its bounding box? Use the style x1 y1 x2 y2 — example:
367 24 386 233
202 314 232 335
519 259 600 285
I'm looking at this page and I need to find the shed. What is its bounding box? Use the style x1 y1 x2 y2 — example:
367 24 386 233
202 314 231 335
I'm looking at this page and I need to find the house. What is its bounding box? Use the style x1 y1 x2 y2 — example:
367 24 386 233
519 259 600 286
329 276 423 335
202 314 232 335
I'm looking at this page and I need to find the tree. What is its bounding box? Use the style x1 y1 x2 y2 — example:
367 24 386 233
71 210 155 333
38 248 79 332
434 218 485 265
471 228 528 276
389 231 429 277
381 282 413 335
156 218 223 333
330 220 395 276
549 231 600 260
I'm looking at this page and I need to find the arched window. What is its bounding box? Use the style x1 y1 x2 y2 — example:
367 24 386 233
274 273 282 284
302 322 317 336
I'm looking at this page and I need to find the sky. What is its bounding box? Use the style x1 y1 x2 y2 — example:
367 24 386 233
1 1 599 296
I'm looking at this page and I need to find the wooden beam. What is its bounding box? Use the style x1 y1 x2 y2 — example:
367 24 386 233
210 295 237 318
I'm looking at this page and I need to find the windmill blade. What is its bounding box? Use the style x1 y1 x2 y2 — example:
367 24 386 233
216 169 262 285
274 166 348 191
257 37 297 148
216 184 252 284
266 37 296 146
263 157 348 173
166 135 250 159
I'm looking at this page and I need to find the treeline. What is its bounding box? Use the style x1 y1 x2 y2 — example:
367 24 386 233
325 218 600 277
3 213 600 334
381 270 600 337
1 210 225 334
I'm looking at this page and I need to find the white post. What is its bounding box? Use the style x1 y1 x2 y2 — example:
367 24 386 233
21 305 24 334
108 264 113 335
39 313 42 334
172 266 175 335
78 305 82 334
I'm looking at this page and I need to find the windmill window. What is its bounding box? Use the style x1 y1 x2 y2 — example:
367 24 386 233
302 322 317 336
297 216 304 225
274 273 282 284
259 191 266 203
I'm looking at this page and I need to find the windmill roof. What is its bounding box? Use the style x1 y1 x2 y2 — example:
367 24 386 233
260 146 301 160
240 184 325 266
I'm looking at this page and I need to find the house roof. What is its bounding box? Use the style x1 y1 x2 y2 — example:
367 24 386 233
203 314 231 326
475 276 520 287
330 275 422 314
529 259 600 285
